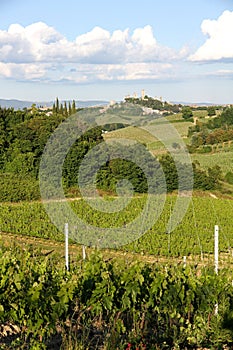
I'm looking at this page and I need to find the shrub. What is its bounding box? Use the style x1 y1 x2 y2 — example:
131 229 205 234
225 171 233 185
0 173 40 202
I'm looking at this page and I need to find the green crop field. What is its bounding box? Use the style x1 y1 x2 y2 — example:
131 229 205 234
103 125 158 145
171 121 193 137
103 120 193 156
103 118 233 175
1 195 233 258
192 150 233 175
1 193 233 348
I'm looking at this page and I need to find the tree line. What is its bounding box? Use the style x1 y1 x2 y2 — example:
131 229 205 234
188 106 233 148
0 103 224 202
52 97 77 116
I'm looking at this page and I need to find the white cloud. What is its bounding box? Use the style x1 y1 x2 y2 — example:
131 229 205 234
0 62 46 79
0 22 182 65
0 21 184 83
73 25 179 64
189 10 233 62
75 26 110 45
202 68 233 79
131 25 156 48
61 62 173 83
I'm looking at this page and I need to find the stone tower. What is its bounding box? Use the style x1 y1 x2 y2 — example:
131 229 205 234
141 89 145 100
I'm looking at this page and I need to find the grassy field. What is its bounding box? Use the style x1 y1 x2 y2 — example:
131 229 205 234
192 149 233 175
104 125 157 145
103 119 193 151
103 114 233 177
171 121 193 137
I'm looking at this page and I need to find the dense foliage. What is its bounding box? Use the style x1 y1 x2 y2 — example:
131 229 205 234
0 102 228 202
188 106 233 149
0 246 232 349
96 151 222 194
0 104 104 200
0 173 40 202
181 106 193 120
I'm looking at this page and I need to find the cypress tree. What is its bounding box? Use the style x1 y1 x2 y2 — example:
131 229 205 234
64 101 68 117
71 100 76 114
52 103 56 115
55 97 59 114
60 103 64 115
68 102 72 116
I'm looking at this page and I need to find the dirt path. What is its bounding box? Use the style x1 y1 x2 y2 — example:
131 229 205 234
1 231 232 269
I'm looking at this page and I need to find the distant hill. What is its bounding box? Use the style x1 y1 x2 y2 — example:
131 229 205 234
0 99 109 109
0 99 34 109
171 101 223 106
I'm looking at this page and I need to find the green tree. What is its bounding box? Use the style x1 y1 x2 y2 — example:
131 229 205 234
55 97 59 114
60 103 64 115
182 106 193 120
207 106 233 129
96 143 165 194
225 171 233 184
52 103 56 115
4 151 36 176
68 101 72 116
207 106 216 117
31 103 38 115
71 100 76 115
63 127 103 188
220 106 233 125
159 154 178 192
208 165 222 187
64 101 68 117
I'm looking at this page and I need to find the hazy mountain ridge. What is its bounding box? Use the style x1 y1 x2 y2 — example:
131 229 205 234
0 99 109 109
171 101 223 106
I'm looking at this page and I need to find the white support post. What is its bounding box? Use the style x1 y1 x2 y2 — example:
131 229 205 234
183 256 186 268
214 225 219 315
65 223 69 271
214 225 219 275
82 245 86 260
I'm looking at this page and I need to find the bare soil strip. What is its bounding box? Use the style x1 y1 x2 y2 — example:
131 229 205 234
1 231 232 269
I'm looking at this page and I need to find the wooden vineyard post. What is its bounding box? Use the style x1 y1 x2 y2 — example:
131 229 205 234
65 223 69 271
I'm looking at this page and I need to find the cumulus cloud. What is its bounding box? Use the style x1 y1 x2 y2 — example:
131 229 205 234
0 21 183 82
0 22 181 64
189 10 233 62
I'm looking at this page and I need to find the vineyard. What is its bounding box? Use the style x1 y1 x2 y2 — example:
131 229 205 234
192 149 233 175
0 245 233 349
1 195 233 258
0 103 233 348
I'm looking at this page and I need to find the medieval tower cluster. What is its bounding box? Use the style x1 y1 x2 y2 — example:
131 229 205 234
125 89 163 102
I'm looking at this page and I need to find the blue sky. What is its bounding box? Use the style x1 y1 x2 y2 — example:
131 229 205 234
0 0 233 103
